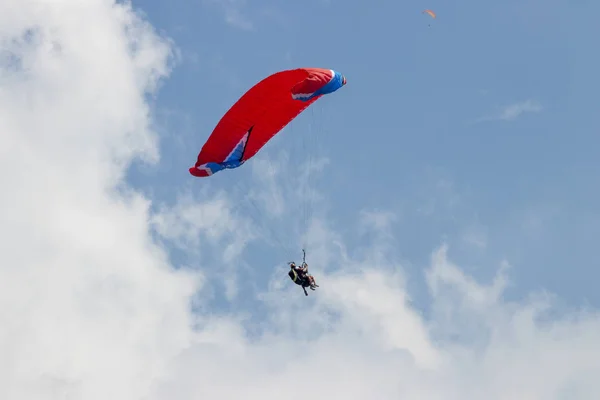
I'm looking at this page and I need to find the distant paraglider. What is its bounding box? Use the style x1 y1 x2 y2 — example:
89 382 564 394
422 9 436 27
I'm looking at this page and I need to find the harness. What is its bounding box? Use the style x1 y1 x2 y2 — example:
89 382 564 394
288 268 307 285
288 249 313 296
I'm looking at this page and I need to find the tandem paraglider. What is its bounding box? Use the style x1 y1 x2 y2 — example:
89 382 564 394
188 67 345 295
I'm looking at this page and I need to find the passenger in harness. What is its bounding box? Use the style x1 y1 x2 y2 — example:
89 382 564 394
288 250 318 296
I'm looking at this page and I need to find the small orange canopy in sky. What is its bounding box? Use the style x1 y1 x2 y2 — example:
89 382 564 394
422 9 436 18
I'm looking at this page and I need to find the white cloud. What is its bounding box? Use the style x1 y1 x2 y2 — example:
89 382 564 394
150 190 256 301
202 0 289 31
499 100 543 120
474 99 543 123
2 1 599 400
154 240 600 400
0 1 199 398
461 224 488 249
151 190 255 262
360 209 398 232
204 0 253 30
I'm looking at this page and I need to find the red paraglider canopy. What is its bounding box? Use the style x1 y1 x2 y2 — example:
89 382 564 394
189 67 346 177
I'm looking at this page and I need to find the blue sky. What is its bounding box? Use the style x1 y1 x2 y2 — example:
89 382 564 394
131 0 600 308
3 0 600 398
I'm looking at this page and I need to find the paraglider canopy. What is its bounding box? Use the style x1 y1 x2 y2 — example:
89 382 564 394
189 68 346 178
422 9 436 18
